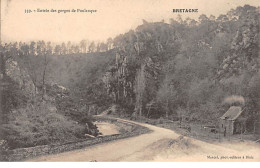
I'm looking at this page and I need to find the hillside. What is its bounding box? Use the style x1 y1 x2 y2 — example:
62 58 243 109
0 4 259 152
102 5 259 126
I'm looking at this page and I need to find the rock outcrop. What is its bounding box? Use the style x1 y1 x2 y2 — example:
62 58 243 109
6 59 37 99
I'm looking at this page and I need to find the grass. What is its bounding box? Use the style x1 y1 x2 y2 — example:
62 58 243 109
111 113 259 144
1 101 89 149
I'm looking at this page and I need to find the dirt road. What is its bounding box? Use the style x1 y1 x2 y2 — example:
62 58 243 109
28 117 260 161
94 121 119 136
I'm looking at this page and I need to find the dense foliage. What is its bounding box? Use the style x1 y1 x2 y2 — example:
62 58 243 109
0 5 259 149
104 5 259 124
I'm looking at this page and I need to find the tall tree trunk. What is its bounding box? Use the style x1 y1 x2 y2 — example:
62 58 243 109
42 55 47 100
42 67 46 99
34 79 37 97
0 0 3 141
135 64 145 117
139 105 142 117
166 98 169 119
117 78 120 103
0 53 4 127
0 52 7 125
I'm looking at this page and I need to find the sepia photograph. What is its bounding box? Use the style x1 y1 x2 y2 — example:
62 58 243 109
0 0 259 164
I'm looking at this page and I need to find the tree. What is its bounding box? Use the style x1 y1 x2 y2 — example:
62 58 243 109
217 14 229 22
80 40 87 53
209 15 216 21
176 15 184 24
54 45 61 55
100 42 108 52
107 38 113 50
0 44 6 126
61 42 67 55
156 76 172 119
96 42 101 52
29 41 36 55
41 51 48 99
74 45 80 54
0 43 16 125
135 64 146 116
88 42 96 53
67 41 72 54
199 14 209 23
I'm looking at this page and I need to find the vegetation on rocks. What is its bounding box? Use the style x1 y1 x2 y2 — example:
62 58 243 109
103 5 259 127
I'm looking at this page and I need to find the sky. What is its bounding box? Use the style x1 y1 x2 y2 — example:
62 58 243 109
0 0 259 43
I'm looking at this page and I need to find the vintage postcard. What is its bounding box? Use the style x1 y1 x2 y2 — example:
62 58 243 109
0 0 259 164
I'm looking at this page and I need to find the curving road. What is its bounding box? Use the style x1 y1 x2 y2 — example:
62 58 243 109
28 117 260 162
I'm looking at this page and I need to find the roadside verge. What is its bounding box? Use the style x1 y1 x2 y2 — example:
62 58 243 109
1 115 151 161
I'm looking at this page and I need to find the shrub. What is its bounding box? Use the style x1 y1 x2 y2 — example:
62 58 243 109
1 101 88 149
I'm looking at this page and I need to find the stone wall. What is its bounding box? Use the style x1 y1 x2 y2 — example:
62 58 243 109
1 117 151 161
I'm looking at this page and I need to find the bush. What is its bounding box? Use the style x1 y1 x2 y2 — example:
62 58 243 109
1 101 88 149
